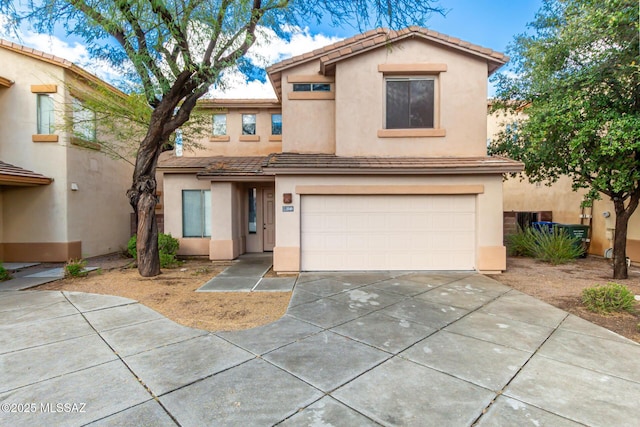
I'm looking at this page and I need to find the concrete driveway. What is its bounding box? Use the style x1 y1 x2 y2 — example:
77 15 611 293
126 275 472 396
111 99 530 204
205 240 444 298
1 271 639 426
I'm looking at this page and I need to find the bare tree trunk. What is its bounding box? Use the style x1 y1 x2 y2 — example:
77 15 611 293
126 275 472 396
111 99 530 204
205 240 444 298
136 191 160 276
612 199 629 279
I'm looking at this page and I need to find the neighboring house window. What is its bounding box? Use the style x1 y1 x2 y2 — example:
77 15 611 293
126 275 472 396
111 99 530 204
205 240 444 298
72 98 96 141
248 188 257 234
37 94 54 134
271 114 282 135
385 77 434 129
242 114 256 135
293 83 331 92
182 190 211 238
213 113 226 136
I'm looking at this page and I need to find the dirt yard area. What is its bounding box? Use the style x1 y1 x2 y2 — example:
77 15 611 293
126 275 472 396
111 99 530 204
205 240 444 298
489 256 640 343
34 254 640 342
35 255 291 332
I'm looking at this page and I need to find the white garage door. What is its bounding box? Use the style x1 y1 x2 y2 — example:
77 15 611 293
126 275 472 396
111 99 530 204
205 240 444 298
301 195 476 271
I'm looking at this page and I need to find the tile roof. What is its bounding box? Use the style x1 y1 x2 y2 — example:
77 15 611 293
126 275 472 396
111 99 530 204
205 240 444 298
0 160 53 186
159 155 267 176
198 99 281 109
267 26 509 99
158 153 523 176
263 153 523 174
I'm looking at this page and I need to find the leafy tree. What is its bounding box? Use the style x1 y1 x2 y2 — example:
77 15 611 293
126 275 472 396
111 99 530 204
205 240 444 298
490 0 640 279
2 0 444 276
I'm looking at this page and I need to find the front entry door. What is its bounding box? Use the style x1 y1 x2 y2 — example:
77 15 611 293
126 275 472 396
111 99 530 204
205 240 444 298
262 187 275 251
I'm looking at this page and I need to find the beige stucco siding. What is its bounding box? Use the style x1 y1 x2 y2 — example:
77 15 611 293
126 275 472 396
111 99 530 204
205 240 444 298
187 108 282 157
162 173 211 256
334 39 488 157
281 62 336 154
0 49 70 245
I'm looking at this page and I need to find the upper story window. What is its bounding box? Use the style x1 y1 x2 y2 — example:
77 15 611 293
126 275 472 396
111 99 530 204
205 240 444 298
271 114 282 135
385 77 434 129
37 94 54 134
242 114 256 135
72 98 96 142
293 83 331 92
213 113 226 136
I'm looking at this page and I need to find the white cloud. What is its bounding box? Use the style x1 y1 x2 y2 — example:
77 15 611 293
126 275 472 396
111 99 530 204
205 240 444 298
209 26 342 99
2 18 342 99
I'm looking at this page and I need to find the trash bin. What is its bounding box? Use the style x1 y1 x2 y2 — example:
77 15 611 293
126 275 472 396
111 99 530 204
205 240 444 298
532 221 556 233
554 224 590 257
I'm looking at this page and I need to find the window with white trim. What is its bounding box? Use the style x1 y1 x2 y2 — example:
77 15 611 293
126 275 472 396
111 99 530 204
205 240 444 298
242 114 256 135
385 77 435 129
37 94 54 134
271 114 282 135
293 83 331 92
212 113 226 136
182 190 211 238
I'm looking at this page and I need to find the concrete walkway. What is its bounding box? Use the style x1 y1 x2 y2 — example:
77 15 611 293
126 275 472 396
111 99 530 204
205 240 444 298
1 271 639 426
198 253 296 292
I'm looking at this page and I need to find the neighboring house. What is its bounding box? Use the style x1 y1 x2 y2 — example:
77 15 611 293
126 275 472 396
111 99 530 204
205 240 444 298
0 40 133 262
488 110 640 262
158 27 522 273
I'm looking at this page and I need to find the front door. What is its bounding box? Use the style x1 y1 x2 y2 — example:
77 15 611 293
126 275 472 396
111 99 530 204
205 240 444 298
262 187 275 251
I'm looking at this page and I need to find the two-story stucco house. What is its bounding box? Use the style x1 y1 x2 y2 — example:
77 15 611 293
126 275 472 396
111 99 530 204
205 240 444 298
158 27 523 273
0 40 133 262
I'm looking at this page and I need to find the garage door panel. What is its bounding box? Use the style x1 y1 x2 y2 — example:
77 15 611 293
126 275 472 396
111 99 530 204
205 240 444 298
301 195 476 271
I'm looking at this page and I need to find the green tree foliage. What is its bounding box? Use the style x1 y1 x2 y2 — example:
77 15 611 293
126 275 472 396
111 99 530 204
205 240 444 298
490 0 640 279
1 0 444 277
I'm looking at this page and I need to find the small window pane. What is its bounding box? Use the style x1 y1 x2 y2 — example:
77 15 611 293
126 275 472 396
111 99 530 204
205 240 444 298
248 188 257 234
72 98 96 141
386 80 410 129
242 114 256 135
213 114 226 136
37 94 54 134
409 80 434 128
292 83 311 91
271 114 282 135
311 83 331 92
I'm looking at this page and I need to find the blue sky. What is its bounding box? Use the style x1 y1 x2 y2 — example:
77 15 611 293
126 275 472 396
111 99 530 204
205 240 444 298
1 0 544 98
308 0 543 54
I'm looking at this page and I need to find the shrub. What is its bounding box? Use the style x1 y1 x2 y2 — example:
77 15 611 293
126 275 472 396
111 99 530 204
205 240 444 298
128 233 180 268
531 227 584 265
506 226 583 264
65 258 88 278
0 263 11 281
506 227 538 257
582 283 636 314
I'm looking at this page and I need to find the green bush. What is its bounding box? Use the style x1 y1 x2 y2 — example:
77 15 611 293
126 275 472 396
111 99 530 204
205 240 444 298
506 227 583 264
128 233 180 268
65 258 88 278
0 263 12 281
532 227 584 265
506 227 538 257
582 283 636 314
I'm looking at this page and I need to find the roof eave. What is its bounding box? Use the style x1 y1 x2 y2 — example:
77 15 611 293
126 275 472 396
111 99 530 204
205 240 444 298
262 165 524 175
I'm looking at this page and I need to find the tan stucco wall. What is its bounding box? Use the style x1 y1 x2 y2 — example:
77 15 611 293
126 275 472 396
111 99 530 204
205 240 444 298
0 50 70 249
281 62 336 154
334 39 489 157
0 48 134 261
273 174 505 272
186 108 282 157
162 173 211 256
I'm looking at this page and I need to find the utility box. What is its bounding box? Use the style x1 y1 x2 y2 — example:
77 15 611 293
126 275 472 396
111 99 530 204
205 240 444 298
554 224 590 257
